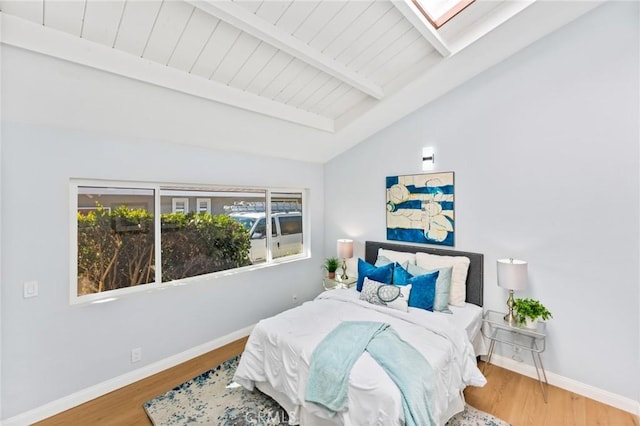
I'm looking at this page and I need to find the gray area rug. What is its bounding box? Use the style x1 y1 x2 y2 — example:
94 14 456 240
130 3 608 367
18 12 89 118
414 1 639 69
144 355 510 426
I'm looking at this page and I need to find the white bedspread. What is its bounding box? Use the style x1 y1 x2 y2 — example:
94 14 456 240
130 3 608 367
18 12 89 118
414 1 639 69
234 289 486 425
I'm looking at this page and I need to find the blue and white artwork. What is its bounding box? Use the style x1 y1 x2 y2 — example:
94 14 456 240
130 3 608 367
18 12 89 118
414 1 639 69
386 172 455 246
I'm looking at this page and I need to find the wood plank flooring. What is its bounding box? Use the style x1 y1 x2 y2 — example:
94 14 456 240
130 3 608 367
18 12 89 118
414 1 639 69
37 338 638 426
465 361 639 426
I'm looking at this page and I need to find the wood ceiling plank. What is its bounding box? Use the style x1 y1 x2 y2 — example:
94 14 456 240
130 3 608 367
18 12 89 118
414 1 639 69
335 6 405 65
290 0 346 44
284 70 330 107
325 89 369 119
232 0 263 14
113 0 162 57
44 0 85 36
299 76 342 110
366 30 426 82
143 1 194 65
347 17 415 72
228 41 278 89
168 8 218 72
211 31 262 85
0 0 43 24
307 1 372 52
272 63 317 103
188 0 384 99
321 0 393 60
243 49 293 95
259 58 306 100
81 0 126 47
190 20 241 80
275 0 321 35
310 82 353 114
254 0 293 25
358 27 421 80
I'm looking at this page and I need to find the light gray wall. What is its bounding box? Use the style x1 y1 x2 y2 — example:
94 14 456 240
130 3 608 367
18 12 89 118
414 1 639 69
0 48 324 417
324 2 639 401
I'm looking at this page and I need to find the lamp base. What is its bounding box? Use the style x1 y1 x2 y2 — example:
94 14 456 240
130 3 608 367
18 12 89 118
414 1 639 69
504 290 518 325
340 258 349 280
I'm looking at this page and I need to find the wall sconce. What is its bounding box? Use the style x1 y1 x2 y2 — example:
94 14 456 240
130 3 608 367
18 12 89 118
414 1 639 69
422 147 435 170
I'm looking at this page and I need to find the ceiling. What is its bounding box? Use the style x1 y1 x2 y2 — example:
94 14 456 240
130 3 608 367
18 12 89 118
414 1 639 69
0 0 602 162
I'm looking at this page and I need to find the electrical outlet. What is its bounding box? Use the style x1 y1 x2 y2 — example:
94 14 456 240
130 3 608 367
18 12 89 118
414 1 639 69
23 281 39 298
292 294 298 304
131 347 142 363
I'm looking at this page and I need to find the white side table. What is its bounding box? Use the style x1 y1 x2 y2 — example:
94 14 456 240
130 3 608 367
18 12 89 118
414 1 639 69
322 275 357 290
482 309 549 402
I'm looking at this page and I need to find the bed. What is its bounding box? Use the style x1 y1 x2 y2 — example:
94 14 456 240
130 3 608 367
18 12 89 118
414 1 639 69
234 241 487 425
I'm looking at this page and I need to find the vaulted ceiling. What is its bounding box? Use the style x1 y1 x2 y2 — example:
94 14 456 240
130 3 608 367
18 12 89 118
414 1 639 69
0 0 602 162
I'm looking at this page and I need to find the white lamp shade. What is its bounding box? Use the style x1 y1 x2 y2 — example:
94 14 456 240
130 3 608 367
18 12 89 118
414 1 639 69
337 239 354 259
497 258 528 291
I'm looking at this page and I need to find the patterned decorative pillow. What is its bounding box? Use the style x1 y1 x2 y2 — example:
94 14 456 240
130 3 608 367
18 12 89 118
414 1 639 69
359 277 411 312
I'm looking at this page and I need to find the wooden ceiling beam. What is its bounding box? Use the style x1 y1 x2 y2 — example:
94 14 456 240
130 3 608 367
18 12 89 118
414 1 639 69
185 0 385 100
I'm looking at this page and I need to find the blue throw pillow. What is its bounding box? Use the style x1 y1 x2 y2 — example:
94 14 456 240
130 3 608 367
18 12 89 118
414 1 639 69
393 262 439 311
357 258 394 292
405 263 453 313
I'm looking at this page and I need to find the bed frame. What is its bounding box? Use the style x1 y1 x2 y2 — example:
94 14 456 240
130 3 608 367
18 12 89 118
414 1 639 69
364 241 484 307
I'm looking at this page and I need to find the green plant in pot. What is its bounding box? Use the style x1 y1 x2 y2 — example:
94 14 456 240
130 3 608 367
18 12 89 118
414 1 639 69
513 298 553 329
323 257 340 279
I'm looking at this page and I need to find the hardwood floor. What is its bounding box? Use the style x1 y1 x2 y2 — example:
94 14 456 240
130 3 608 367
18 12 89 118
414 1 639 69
36 337 248 426
465 362 639 426
37 338 637 426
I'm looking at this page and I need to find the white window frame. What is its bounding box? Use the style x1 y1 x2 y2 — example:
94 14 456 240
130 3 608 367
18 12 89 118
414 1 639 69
172 197 189 213
70 179 309 305
196 198 211 214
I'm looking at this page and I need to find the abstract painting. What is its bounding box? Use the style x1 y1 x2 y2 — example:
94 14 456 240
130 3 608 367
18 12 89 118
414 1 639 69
386 172 455 246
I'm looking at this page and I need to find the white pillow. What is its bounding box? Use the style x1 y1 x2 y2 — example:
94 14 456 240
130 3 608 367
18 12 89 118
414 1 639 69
360 277 412 312
378 248 416 265
415 252 470 306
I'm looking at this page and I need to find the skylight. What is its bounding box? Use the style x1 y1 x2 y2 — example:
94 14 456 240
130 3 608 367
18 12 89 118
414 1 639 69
412 0 475 29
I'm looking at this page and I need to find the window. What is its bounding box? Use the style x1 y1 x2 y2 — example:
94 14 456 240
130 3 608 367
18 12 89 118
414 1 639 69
412 0 474 29
271 192 303 260
196 198 211 214
76 186 155 296
73 181 307 303
172 198 189 213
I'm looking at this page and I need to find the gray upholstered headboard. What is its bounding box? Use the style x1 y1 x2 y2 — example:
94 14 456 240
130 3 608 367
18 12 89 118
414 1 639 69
364 241 484 307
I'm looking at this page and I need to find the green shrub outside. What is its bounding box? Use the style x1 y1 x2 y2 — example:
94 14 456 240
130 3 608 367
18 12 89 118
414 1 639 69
77 206 251 296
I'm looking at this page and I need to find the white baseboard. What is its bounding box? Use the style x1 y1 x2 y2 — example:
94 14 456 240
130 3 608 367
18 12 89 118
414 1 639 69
1 324 255 426
485 354 640 416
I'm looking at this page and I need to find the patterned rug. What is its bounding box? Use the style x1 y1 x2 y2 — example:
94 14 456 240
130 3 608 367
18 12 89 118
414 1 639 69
144 355 510 426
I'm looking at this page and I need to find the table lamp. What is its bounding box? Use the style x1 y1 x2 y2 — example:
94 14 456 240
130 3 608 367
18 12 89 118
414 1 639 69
337 239 354 280
497 258 528 324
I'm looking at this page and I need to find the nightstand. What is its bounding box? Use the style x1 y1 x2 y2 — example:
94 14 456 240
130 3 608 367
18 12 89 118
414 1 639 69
322 275 357 290
482 309 549 402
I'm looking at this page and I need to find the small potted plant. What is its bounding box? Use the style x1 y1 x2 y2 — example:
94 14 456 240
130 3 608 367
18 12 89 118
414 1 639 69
323 257 340 279
514 298 553 329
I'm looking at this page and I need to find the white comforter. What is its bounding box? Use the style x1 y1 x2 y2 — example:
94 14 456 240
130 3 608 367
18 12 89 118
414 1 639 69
234 289 486 425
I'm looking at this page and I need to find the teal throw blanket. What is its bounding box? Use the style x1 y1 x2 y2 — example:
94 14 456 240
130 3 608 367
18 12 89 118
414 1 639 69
305 321 436 426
